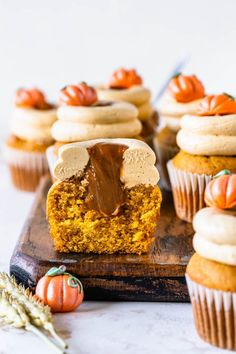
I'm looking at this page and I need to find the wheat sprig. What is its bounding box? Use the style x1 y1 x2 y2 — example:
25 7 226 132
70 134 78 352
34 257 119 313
0 272 67 349
0 290 64 354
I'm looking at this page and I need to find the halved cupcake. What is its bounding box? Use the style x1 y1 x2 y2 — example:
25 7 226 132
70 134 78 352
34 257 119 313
168 93 236 222
4 88 57 191
155 73 205 190
96 68 158 147
47 139 162 254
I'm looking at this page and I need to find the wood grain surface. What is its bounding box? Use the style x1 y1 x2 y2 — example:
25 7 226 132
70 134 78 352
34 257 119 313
10 176 194 301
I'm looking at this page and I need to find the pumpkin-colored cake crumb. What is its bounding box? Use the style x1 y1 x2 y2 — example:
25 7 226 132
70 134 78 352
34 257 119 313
6 134 52 153
173 150 236 175
187 253 236 292
47 175 162 255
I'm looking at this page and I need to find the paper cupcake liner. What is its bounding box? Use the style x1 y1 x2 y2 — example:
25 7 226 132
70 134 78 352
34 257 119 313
4 145 49 192
153 138 179 191
186 274 236 350
167 160 212 222
46 145 58 181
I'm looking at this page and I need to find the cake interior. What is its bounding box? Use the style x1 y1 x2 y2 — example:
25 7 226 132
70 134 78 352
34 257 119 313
47 174 162 255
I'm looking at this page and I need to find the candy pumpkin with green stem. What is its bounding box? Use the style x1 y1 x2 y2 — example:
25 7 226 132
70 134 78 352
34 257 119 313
36 266 84 313
204 170 236 209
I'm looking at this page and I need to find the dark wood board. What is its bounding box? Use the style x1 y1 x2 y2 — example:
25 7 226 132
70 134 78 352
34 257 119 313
10 176 194 302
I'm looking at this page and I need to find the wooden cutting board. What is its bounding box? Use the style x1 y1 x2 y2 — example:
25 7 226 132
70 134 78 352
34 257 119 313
10 176 194 302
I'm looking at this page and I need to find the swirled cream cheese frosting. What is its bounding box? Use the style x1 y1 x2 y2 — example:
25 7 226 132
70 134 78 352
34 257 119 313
177 94 236 156
54 138 160 187
52 101 140 142
177 114 236 155
193 207 236 266
11 88 57 144
158 73 205 132
96 68 153 122
11 107 57 144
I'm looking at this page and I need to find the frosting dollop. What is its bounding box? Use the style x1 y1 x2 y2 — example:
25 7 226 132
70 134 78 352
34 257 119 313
59 83 98 106
53 138 160 187
108 68 142 89
158 96 202 132
193 207 236 266
177 114 236 155
11 107 57 143
52 101 141 142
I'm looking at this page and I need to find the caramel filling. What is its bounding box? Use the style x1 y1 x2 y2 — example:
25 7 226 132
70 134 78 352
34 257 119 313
85 143 128 216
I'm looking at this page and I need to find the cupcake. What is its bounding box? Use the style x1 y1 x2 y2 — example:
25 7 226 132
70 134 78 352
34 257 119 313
47 139 162 254
186 170 236 350
47 82 141 178
96 68 158 147
4 88 57 191
154 73 205 190
168 93 236 222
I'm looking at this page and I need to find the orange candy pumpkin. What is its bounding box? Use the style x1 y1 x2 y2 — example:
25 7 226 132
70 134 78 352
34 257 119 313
204 170 236 209
36 266 84 313
108 68 142 89
197 93 236 116
167 73 205 103
15 88 47 109
59 83 97 106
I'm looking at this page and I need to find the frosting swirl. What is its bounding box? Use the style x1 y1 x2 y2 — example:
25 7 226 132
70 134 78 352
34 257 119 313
158 95 202 132
11 107 57 143
193 207 236 266
177 114 236 155
52 101 141 142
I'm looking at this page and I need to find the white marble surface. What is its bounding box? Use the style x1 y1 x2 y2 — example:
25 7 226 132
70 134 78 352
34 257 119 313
0 162 228 354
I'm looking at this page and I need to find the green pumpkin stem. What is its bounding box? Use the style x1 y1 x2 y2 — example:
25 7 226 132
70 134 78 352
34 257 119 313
172 72 181 79
45 266 83 293
214 169 231 179
222 92 235 100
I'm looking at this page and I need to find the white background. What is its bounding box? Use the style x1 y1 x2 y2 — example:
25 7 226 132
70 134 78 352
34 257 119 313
0 0 236 140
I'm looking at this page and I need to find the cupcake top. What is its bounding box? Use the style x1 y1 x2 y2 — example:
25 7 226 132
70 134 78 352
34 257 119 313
177 93 236 156
52 83 141 142
53 138 159 216
158 73 205 132
96 68 153 122
11 88 57 144
192 171 236 266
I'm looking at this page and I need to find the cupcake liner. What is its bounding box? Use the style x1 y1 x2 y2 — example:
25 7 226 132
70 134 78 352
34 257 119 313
46 145 58 181
186 274 236 350
153 138 179 191
167 160 212 222
4 145 49 192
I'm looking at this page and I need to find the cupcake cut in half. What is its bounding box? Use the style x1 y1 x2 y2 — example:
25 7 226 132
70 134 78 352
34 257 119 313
4 88 57 191
155 73 205 190
47 138 162 254
96 68 158 146
168 93 236 222
186 170 236 350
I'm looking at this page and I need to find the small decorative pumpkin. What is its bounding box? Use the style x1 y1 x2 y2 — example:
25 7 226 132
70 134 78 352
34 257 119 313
59 83 97 106
36 266 84 313
167 73 205 103
108 68 142 89
204 170 236 209
197 93 236 116
15 88 47 109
